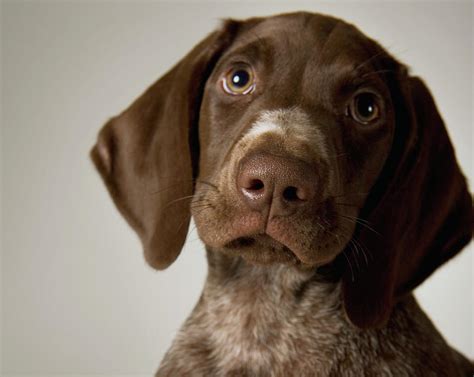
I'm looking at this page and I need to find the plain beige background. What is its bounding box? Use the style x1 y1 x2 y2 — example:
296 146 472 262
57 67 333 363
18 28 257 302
1 1 472 375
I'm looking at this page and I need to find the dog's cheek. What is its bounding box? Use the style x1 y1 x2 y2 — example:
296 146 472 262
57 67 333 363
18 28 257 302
339 122 392 194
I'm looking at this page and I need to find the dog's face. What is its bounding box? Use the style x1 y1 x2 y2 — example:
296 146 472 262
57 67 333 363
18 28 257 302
91 12 471 328
194 14 394 267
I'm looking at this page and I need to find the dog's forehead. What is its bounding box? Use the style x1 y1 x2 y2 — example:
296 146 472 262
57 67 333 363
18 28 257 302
242 12 339 42
231 13 373 64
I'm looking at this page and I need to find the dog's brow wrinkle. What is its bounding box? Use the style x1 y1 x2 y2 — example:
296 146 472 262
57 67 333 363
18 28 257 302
317 20 342 62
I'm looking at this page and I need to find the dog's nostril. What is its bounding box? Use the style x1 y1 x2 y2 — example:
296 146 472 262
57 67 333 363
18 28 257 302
247 179 264 191
283 186 303 202
283 186 298 201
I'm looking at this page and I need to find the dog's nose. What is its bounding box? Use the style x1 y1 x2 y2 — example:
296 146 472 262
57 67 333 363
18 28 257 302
237 153 316 214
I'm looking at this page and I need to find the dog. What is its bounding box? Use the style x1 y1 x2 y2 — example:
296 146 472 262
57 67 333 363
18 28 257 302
91 11 473 376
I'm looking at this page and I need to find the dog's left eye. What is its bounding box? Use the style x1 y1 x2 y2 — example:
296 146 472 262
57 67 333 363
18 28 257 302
348 92 381 124
222 67 255 95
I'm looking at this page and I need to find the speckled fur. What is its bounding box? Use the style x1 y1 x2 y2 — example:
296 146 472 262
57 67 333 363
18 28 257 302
156 251 472 376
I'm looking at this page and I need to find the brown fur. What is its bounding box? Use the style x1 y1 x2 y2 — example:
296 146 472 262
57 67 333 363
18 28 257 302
158 253 472 376
91 12 473 376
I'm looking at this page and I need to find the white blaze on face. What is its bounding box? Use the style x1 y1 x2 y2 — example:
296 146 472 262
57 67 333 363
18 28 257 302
246 119 284 138
242 108 329 160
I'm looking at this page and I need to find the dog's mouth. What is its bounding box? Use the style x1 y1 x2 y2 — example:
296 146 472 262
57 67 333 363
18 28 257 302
222 234 302 265
225 234 292 252
225 236 258 249
193 195 354 267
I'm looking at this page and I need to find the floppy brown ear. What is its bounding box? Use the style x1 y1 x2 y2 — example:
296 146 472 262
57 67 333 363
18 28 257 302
90 21 239 269
342 73 473 328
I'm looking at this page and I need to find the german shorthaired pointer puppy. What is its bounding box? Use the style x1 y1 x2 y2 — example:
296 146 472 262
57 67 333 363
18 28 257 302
91 12 473 376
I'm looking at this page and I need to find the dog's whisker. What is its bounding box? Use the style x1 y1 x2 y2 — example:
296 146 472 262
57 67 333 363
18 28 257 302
332 223 367 273
352 49 390 73
191 204 213 211
163 194 215 211
361 69 396 78
340 214 373 227
339 222 373 268
174 214 192 239
333 202 360 208
327 152 349 159
196 179 220 192
351 237 371 265
190 204 211 212
342 250 355 282
348 239 361 273
191 204 214 213
338 214 380 236
164 194 197 207
190 199 213 206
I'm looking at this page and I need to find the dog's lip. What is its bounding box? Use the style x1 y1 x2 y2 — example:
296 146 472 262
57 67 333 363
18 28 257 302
195 200 339 265
207 213 313 262
224 233 288 251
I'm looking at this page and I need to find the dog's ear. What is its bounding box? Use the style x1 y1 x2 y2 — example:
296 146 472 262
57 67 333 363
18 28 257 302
342 72 472 328
90 21 239 269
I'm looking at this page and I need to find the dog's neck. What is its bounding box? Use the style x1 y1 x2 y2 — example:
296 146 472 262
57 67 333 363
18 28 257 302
158 248 464 375
205 247 342 297
203 247 344 326
190 249 348 373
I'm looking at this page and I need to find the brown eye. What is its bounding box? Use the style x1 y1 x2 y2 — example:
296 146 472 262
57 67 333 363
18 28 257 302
222 67 255 95
349 92 381 124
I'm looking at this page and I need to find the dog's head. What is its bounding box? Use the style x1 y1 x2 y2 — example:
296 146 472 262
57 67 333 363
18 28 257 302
91 12 472 328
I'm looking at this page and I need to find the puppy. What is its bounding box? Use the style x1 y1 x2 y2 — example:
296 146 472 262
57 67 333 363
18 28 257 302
91 12 473 376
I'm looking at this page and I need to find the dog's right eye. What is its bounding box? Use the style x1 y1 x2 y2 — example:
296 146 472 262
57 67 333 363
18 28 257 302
348 92 382 124
222 66 255 95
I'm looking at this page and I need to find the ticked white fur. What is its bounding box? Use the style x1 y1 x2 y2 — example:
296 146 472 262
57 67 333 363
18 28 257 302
243 108 329 160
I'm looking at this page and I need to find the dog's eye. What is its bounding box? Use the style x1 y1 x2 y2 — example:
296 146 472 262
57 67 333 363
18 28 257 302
222 67 255 95
349 92 381 124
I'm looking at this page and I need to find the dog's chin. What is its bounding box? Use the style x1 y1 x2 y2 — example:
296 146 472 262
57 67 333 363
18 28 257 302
219 234 334 267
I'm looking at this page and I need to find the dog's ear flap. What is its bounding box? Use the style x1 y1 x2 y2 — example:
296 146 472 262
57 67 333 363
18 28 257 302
90 21 240 269
342 73 472 328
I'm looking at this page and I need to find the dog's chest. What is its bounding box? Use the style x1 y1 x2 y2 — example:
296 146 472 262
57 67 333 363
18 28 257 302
198 270 345 375
158 267 444 377
206 288 296 372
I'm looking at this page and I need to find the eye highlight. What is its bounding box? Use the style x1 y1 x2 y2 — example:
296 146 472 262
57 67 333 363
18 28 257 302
222 66 255 95
349 92 381 124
